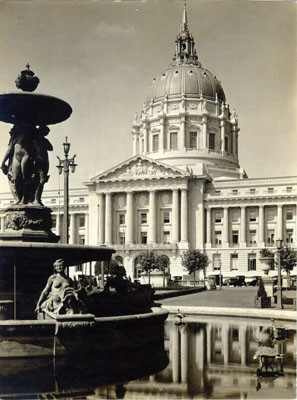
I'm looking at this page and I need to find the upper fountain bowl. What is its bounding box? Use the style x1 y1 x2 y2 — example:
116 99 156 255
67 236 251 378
0 92 72 125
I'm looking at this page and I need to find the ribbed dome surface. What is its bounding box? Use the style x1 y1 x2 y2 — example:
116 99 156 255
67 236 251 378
145 64 225 104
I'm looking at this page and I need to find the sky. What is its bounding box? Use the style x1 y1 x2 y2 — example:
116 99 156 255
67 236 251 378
0 1 296 192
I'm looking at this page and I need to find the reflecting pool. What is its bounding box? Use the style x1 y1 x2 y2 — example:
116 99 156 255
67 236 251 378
0 314 295 399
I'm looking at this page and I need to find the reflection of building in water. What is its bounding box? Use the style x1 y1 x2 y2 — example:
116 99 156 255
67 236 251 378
91 317 296 399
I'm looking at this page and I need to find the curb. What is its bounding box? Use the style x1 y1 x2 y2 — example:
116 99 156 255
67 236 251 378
154 287 204 300
161 305 296 321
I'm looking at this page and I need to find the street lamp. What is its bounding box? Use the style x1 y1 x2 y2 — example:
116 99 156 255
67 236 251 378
219 260 222 290
276 239 283 309
57 136 77 243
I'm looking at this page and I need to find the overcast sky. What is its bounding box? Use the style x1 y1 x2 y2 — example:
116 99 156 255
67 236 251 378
0 1 296 192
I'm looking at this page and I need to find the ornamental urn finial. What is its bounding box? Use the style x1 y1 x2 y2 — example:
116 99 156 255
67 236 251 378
15 63 40 92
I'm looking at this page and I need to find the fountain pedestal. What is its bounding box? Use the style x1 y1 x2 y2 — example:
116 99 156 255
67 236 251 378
0 205 59 243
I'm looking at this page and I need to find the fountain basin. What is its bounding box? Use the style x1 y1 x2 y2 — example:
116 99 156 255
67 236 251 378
0 307 168 358
0 92 72 125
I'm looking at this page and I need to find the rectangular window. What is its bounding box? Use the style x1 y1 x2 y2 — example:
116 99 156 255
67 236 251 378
249 210 257 222
248 255 256 271
79 235 85 245
163 211 170 224
119 214 125 225
250 188 256 194
215 212 222 223
286 210 293 220
231 211 239 222
170 132 178 150
268 187 274 193
163 231 170 244
225 136 229 152
79 197 85 202
267 230 275 245
152 134 159 151
232 231 239 245
286 187 292 193
119 232 125 245
267 209 275 221
141 232 147 244
286 229 294 244
79 215 85 228
51 198 56 204
52 215 57 229
232 189 238 195
215 231 222 245
213 254 221 271
189 132 197 149
249 230 257 244
141 213 147 224
209 133 216 150
215 190 221 195
231 254 238 270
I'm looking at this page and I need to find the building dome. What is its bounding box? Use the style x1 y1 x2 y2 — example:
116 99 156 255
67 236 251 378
145 5 225 104
145 64 225 104
132 5 241 180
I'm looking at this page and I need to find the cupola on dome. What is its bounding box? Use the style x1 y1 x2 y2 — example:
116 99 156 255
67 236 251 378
145 5 225 104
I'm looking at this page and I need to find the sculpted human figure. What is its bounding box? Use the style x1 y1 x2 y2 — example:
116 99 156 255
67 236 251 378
0 124 36 204
32 125 53 205
35 259 85 315
0 124 53 205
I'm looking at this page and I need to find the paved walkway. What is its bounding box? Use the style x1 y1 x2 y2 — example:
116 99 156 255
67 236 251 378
160 287 258 308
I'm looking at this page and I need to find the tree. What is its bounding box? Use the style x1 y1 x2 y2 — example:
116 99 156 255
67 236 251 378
181 250 209 286
157 255 169 288
280 246 297 287
138 251 158 284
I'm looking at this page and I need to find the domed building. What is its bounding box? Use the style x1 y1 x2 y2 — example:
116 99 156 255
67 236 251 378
84 6 297 283
132 7 243 180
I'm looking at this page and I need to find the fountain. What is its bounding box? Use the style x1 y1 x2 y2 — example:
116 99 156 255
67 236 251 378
0 65 168 358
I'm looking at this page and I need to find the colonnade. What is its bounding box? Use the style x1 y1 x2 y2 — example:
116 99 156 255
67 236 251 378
205 204 295 247
97 189 189 246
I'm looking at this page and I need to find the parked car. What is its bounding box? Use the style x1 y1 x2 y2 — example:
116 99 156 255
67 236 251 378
223 277 246 287
247 278 259 286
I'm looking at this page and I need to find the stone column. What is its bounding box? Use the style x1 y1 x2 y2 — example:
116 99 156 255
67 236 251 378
171 327 179 383
56 214 60 237
180 115 186 150
105 193 112 245
258 205 265 246
172 189 179 243
85 213 89 245
202 116 207 149
240 206 246 246
160 117 164 152
277 205 283 240
222 324 230 365
180 325 188 383
220 119 225 152
132 134 137 156
223 207 229 246
206 324 213 363
149 190 156 243
70 213 76 244
181 189 188 242
98 193 105 245
206 208 212 246
144 124 149 153
126 191 134 244
239 325 247 366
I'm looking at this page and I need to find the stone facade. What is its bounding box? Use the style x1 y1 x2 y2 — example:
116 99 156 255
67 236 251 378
0 6 295 282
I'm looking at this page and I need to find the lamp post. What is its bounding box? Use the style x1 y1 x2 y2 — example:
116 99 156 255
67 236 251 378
276 239 283 310
219 260 222 290
57 137 77 243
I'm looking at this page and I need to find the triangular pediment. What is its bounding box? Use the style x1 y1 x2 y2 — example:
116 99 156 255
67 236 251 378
90 156 189 182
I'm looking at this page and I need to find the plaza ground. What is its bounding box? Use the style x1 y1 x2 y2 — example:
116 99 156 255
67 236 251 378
159 287 273 309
